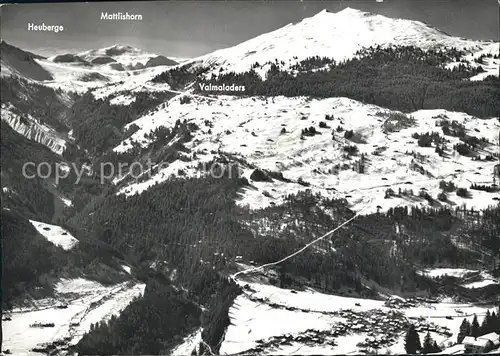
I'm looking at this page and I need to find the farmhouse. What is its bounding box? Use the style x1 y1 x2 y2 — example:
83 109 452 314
463 336 489 353
462 333 500 354
478 332 500 347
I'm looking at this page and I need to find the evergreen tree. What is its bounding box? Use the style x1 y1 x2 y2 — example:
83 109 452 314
404 324 421 354
494 309 500 333
457 318 471 343
480 310 492 335
497 302 500 332
471 314 481 338
422 331 435 354
432 341 441 353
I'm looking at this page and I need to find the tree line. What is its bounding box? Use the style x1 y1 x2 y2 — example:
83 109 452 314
191 45 500 118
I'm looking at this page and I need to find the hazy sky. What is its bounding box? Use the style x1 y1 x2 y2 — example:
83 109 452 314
1 0 498 58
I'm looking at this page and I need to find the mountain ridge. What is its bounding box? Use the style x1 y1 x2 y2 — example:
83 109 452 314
178 7 498 78
48 44 179 70
0 41 54 81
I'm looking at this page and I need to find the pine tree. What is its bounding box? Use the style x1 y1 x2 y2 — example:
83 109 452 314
432 341 441 353
405 324 422 354
494 309 500 333
422 331 435 354
457 318 471 343
497 301 500 333
480 310 492 335
471 314 481 338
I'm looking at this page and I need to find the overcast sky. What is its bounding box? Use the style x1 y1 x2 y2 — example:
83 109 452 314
1 0 498 58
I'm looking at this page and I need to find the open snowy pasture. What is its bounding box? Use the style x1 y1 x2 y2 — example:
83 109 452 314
417 268 499 290
29 220 79 250
2 278 145 355
114 95 499 214
218 281 494 355
418 268 479 279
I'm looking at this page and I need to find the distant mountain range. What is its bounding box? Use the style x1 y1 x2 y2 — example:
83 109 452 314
0 42 179 84
49 44 178 70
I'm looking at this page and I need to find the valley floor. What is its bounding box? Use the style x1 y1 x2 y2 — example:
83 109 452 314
2 278 145 355
219 278 495 355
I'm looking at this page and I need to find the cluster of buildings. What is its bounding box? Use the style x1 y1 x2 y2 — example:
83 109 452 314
435 332 500 354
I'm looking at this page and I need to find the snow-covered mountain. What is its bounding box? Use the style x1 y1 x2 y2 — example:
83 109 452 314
48 44 178 71
2 6 499 356
0 41 53 81
31 45 177 93
1 42 178 94
182 7 498 78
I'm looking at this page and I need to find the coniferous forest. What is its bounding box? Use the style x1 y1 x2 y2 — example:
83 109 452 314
184 46 500 118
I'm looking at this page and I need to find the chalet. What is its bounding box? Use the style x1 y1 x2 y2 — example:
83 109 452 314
478 332 500 349
462 334 497 353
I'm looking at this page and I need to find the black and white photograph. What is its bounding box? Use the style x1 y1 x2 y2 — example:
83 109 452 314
1 0 499 354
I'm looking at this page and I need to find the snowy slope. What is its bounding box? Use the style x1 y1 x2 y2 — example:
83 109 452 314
418 268 478 279
114 95 499 214
170 329 202 355
468 43 500 80
34 58 128 93
25 44 177 93
29 220 79 250
462 272 499 289
0 41 53 81
219 280 493 355
417 268 499 290
2 278 145 355
1 103 67 155
75 44 177 70
36 56 174 95
90 65 173 99
181 8 498 78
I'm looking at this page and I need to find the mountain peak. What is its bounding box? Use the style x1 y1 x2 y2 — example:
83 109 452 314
312 7 373 18
106 44 138 51
188 4 496 79
103 44 143 56
336 7 373 16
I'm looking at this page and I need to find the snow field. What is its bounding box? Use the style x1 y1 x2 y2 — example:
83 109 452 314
2 278 145 354
113 95 499 215
29 220 79 250
219 281 493 355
